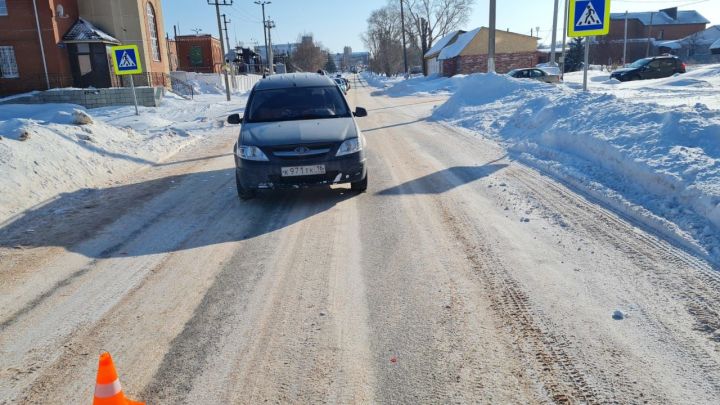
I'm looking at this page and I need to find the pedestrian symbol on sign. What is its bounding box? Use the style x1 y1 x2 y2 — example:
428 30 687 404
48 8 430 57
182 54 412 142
118 51 137 68
577 2 601 26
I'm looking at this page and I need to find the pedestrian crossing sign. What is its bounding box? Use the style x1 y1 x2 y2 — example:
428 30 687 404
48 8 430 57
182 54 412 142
110 45 143 75
568 0 611 37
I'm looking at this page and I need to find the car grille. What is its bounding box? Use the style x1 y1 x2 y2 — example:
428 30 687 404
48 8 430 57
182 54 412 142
269 171 341 186
265 143 336 161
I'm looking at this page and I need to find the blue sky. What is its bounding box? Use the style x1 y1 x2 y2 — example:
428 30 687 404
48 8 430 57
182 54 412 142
161 0 720 53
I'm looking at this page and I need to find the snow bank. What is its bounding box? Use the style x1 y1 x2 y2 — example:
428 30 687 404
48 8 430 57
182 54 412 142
433 73 720 261
0 94 246 223
363 72 464 97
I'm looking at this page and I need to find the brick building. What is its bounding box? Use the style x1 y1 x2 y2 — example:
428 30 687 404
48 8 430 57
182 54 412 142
428 27 539 77
0 0 80 95
0 0 170 96
175 35 223 73
592 8 709 65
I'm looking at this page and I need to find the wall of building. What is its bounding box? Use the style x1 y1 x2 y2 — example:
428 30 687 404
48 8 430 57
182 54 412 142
0 86 165 107
608 19 707 41
442 52 539 76
175 36 222 73
461 29 537 56
0 0 79 95
78 0 169 82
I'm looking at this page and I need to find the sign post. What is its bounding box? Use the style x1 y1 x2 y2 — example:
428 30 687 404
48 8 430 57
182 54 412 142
567 0 611 91
110 45 143 115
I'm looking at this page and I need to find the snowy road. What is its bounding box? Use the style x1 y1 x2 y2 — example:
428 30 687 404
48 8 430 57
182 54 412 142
1 76 719 404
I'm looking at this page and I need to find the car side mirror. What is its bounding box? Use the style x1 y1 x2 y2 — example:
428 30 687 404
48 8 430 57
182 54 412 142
354 107 368 117
227 113 242 124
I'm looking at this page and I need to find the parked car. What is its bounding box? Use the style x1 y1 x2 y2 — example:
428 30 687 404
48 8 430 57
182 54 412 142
610 55 686 82
334 78 348 95
227 73 368 199
507 68 560 83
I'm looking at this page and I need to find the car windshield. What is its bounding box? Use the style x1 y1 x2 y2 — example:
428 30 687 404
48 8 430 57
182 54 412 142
630 58 651 68
246 86 351 123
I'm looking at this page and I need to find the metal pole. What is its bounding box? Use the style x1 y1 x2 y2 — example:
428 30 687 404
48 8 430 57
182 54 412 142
400 0 408 76
550 0 560 65
488 0 496 73
623 11 628 66
560 0 569 80
646 12 654 58
583 37 590 92
266 20 275 74
214 2 231 101
130 75 139 115
31 0 50 89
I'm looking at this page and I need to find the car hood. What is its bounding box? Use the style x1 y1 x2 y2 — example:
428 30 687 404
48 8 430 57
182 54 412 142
612 68 637 75
241 117 358 146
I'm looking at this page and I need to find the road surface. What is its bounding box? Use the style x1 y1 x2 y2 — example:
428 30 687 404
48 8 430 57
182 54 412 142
1 76 719 404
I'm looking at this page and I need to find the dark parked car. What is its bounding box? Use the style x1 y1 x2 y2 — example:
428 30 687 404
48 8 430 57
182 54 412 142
507 68 560 83
610 55 686 82
227 73 368 199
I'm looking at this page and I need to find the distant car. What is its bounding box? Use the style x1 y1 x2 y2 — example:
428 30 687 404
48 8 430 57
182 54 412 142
227 73 368 199
610 55 686 82
409 66 423 74
334 78 348 95
507 68 560 83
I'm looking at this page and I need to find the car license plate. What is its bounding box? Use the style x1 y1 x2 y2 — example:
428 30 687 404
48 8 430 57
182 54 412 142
281 165 326 177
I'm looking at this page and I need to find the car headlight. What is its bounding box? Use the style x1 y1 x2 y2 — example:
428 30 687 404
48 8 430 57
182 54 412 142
336 138 362 156
236 144 269 161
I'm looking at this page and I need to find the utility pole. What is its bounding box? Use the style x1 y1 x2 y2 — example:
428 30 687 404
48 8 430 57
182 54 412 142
646 12 654 58
488 0 496 73
254 1 271 72
207 0 233 101
400 0 408 76
623 11 628 65
265 19 275 74
550 0 559 66
31 0 50 89
222 14 232 52
560 0 569 80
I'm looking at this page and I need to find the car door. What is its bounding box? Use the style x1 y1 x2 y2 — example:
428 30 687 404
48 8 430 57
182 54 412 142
659 59 675 77
644 60 663 79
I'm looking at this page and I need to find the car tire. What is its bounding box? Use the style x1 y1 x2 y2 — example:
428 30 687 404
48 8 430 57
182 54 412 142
235 170 256 200
351 174 368 193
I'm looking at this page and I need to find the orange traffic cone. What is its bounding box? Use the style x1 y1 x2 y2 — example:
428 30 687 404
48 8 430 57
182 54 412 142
93 352 144 405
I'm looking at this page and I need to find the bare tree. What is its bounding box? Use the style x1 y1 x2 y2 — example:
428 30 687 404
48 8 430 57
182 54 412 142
362 6 405 76
292 34 327 72
404 0 475 73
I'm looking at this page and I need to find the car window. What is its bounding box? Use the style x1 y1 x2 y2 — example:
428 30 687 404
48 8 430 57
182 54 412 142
246 86 351 123
660 59 675 69
532 70 545 77
630 58 651 68
648 60 661 69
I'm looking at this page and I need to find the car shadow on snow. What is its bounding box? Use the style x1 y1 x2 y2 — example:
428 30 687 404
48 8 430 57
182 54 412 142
0 168 356 259
377 164 508 196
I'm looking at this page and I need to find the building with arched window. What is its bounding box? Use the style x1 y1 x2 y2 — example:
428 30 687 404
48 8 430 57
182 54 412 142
78 0 170 87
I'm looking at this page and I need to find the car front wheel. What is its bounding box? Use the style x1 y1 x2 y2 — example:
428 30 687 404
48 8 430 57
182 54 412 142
351 174 368 193
235 170 256 200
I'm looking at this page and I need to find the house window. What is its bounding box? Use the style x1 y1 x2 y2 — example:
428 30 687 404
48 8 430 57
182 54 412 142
0 46 19 78
146 2 161 61
0 0 7 16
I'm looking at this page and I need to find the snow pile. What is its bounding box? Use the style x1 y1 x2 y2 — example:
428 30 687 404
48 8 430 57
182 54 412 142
362 73 404 89
364 72 464 97
563 64 720 109
0 94 246 223
433 73 720 261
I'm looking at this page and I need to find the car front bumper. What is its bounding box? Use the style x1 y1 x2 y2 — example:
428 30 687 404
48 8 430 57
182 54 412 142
235 151 367 190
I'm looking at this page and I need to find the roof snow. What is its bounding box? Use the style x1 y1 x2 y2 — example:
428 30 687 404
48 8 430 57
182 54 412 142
424 31 464 59
63 18 120 44
711 38 720 50
610 10 709 26
438 28 481 60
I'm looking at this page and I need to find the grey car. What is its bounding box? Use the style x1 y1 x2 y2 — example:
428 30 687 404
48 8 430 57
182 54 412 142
227 73 368 200
507 68 560 83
